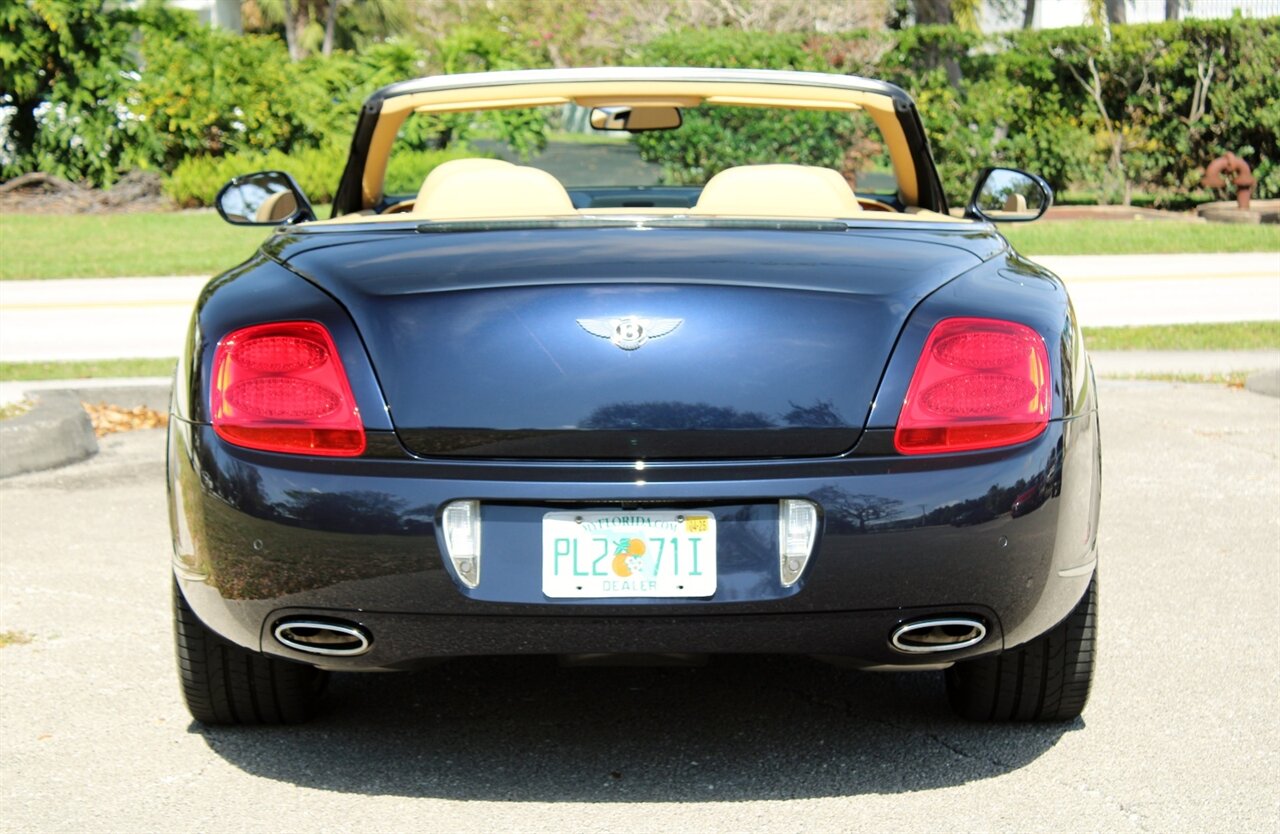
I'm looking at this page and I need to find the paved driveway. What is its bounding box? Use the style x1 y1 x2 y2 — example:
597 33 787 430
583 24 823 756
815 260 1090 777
1 381 1277 832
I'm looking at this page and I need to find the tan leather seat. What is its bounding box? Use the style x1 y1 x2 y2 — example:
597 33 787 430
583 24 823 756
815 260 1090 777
255 190 298 223
691 164 863 218
413 158 514 212
412 163 574 220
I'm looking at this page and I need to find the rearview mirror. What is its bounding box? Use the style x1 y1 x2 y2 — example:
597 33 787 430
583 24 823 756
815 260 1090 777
589 106 682 133
215 171 316 226
966 168 1052 223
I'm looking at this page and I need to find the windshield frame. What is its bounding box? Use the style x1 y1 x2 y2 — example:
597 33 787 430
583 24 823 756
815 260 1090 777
331 68 947 218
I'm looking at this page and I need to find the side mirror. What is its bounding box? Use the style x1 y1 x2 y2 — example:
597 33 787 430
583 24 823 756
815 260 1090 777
215 171 316 226
589 106 682 133
966 167 1052 223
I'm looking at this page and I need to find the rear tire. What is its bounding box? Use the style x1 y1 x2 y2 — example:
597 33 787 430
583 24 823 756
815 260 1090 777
946 574 1096 722
173 579 327 725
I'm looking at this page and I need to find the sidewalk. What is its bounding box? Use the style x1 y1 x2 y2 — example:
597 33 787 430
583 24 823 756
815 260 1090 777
0 276 204 361
1088 350 1280 376
1034 253 1279 327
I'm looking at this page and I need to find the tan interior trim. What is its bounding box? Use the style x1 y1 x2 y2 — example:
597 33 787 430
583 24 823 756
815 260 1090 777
574 95 705 108
362 109 410 206
303 206 967 226
376 81 896 118
413 96 568 113
703 95 861 111
360 80 920 208
901 206 964 222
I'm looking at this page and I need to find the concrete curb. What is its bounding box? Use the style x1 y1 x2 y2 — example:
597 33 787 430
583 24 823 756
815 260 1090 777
0 383 171 479
0 391 98 478
1245 368 1280 398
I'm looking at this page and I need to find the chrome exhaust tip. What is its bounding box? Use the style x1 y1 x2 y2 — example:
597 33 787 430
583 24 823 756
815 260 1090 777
890 618 987 654
273 619 372 657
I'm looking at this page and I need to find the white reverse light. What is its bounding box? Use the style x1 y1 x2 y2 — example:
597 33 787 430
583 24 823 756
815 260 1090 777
779 499 818 587
441 500 482 588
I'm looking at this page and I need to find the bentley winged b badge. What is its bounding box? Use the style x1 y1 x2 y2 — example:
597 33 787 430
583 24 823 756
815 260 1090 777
576 316 683 351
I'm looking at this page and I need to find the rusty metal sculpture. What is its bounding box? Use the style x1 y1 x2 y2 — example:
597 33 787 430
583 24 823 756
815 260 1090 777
1203 153 1255 210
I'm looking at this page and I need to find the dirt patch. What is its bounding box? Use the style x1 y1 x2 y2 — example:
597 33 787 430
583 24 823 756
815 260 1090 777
82 402 169 437
0 171 175 214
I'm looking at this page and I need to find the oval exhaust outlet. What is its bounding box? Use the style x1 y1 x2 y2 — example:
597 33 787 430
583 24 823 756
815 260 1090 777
273 619 371 657
891 618 986 654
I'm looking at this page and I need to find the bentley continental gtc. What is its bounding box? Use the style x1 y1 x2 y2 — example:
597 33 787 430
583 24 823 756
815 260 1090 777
169 68 1100 725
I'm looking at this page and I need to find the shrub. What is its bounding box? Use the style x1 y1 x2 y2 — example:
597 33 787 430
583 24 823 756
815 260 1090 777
630 20 1280 204
634 30 885 184
164 144 482 208
135 19 359 170
0 0 168 186
8 9 1278 205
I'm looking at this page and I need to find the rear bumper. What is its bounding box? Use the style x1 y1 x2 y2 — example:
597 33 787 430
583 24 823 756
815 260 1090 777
169 412 1100 671
256 606 1008 671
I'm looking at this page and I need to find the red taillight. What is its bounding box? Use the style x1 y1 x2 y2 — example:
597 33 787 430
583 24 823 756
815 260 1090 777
894 317 1050 455
211 322 365 456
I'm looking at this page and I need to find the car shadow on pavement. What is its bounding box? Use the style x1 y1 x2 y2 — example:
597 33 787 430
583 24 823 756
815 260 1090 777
196 654 1077 800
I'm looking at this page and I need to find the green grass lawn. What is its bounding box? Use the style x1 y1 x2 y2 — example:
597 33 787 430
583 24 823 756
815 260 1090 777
1001 219 1280 255
1 212 270 280
2 210 1277 280
0 357 176 382
1081 321 1280 351
1101 371 1250 387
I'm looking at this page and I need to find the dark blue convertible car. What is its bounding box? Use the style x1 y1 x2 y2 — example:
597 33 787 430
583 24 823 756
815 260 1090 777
169 68 1100 725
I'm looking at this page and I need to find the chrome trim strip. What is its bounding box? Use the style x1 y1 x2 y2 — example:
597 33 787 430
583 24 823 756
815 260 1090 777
890 618 987 654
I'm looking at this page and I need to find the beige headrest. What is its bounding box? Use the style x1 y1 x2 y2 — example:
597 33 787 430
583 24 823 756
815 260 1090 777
1003 193 1028 212
691 164 862 218
412 164 574 220
255 190 298 223
414 158 514 209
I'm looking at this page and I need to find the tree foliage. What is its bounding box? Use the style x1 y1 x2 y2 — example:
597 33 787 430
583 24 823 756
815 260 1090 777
0 0 170 185
3 2 1277 207
638 19 1280 204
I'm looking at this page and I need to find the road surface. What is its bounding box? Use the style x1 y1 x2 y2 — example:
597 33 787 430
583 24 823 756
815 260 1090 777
1 380 1277 832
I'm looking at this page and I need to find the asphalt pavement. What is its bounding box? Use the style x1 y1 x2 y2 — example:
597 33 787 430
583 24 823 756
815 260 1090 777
0 253 1276 361
1 380 1277 833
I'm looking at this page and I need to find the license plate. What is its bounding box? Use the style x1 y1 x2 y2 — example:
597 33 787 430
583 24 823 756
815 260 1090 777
542 510 717 598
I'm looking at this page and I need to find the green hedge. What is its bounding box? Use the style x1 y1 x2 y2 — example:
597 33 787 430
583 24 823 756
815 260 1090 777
638 19 1280 205
4 3 1277 208
166 145 482 208
633 31 887 185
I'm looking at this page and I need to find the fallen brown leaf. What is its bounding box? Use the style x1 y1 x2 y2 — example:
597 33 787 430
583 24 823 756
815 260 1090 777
81 402 169 437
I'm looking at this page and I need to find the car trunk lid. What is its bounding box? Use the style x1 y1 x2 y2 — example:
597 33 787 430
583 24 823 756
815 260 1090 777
281 226 982 459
